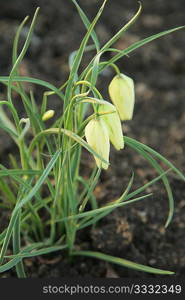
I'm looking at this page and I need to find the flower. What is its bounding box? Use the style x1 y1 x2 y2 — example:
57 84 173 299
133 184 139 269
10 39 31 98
98 103 124 150
85 118 110 169
42 110 55 121
108 73 135 120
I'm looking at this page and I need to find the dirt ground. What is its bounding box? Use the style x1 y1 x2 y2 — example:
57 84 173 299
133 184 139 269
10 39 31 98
0 0 185 278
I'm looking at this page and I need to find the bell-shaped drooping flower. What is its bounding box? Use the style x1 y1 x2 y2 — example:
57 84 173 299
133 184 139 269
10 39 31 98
108 73 135 121
98 103 124 150
42 110 55 121
85 118 110 169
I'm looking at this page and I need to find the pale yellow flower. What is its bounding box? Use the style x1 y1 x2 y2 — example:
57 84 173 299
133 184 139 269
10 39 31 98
98 103 124 150
85 118 110 169
108 73 135 120
42 110 55 121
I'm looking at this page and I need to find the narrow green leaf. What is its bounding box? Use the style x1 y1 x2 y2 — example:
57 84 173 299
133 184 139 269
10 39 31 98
101 2 142 51
64 0 107 106
8 8 40 104
12 16 29 65
71 0 100 51
0 123 18 139
55 193 152 223
125 169 172 201
6 244 67 259
79 168 101 212
0 76 64 100
81 3 142 80
13 211 26 277
101 26 185 72
0 244 40 272
0 169 41 178
78 172 134 229
72 251 174 275
0 149 62 264
125 138 174 227
125 136 185 181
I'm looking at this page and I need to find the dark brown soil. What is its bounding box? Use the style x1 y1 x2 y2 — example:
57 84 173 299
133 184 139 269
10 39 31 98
0 0 185 278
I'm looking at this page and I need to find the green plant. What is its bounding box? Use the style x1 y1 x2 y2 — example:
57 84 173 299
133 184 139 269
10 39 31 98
0 1 184 277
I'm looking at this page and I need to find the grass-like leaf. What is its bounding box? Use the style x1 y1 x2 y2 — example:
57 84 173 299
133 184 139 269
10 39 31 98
101 26 185 72
71 0 100 51
72 250 174 275
125 137 175 228
0 149 62 264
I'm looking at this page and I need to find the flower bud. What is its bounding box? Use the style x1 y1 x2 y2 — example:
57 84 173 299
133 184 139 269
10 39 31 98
42 110 55 121
98 103 124 150
85 118 110 169
108 73 135 120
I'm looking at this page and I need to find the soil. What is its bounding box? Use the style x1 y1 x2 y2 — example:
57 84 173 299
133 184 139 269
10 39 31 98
0 0 185 278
